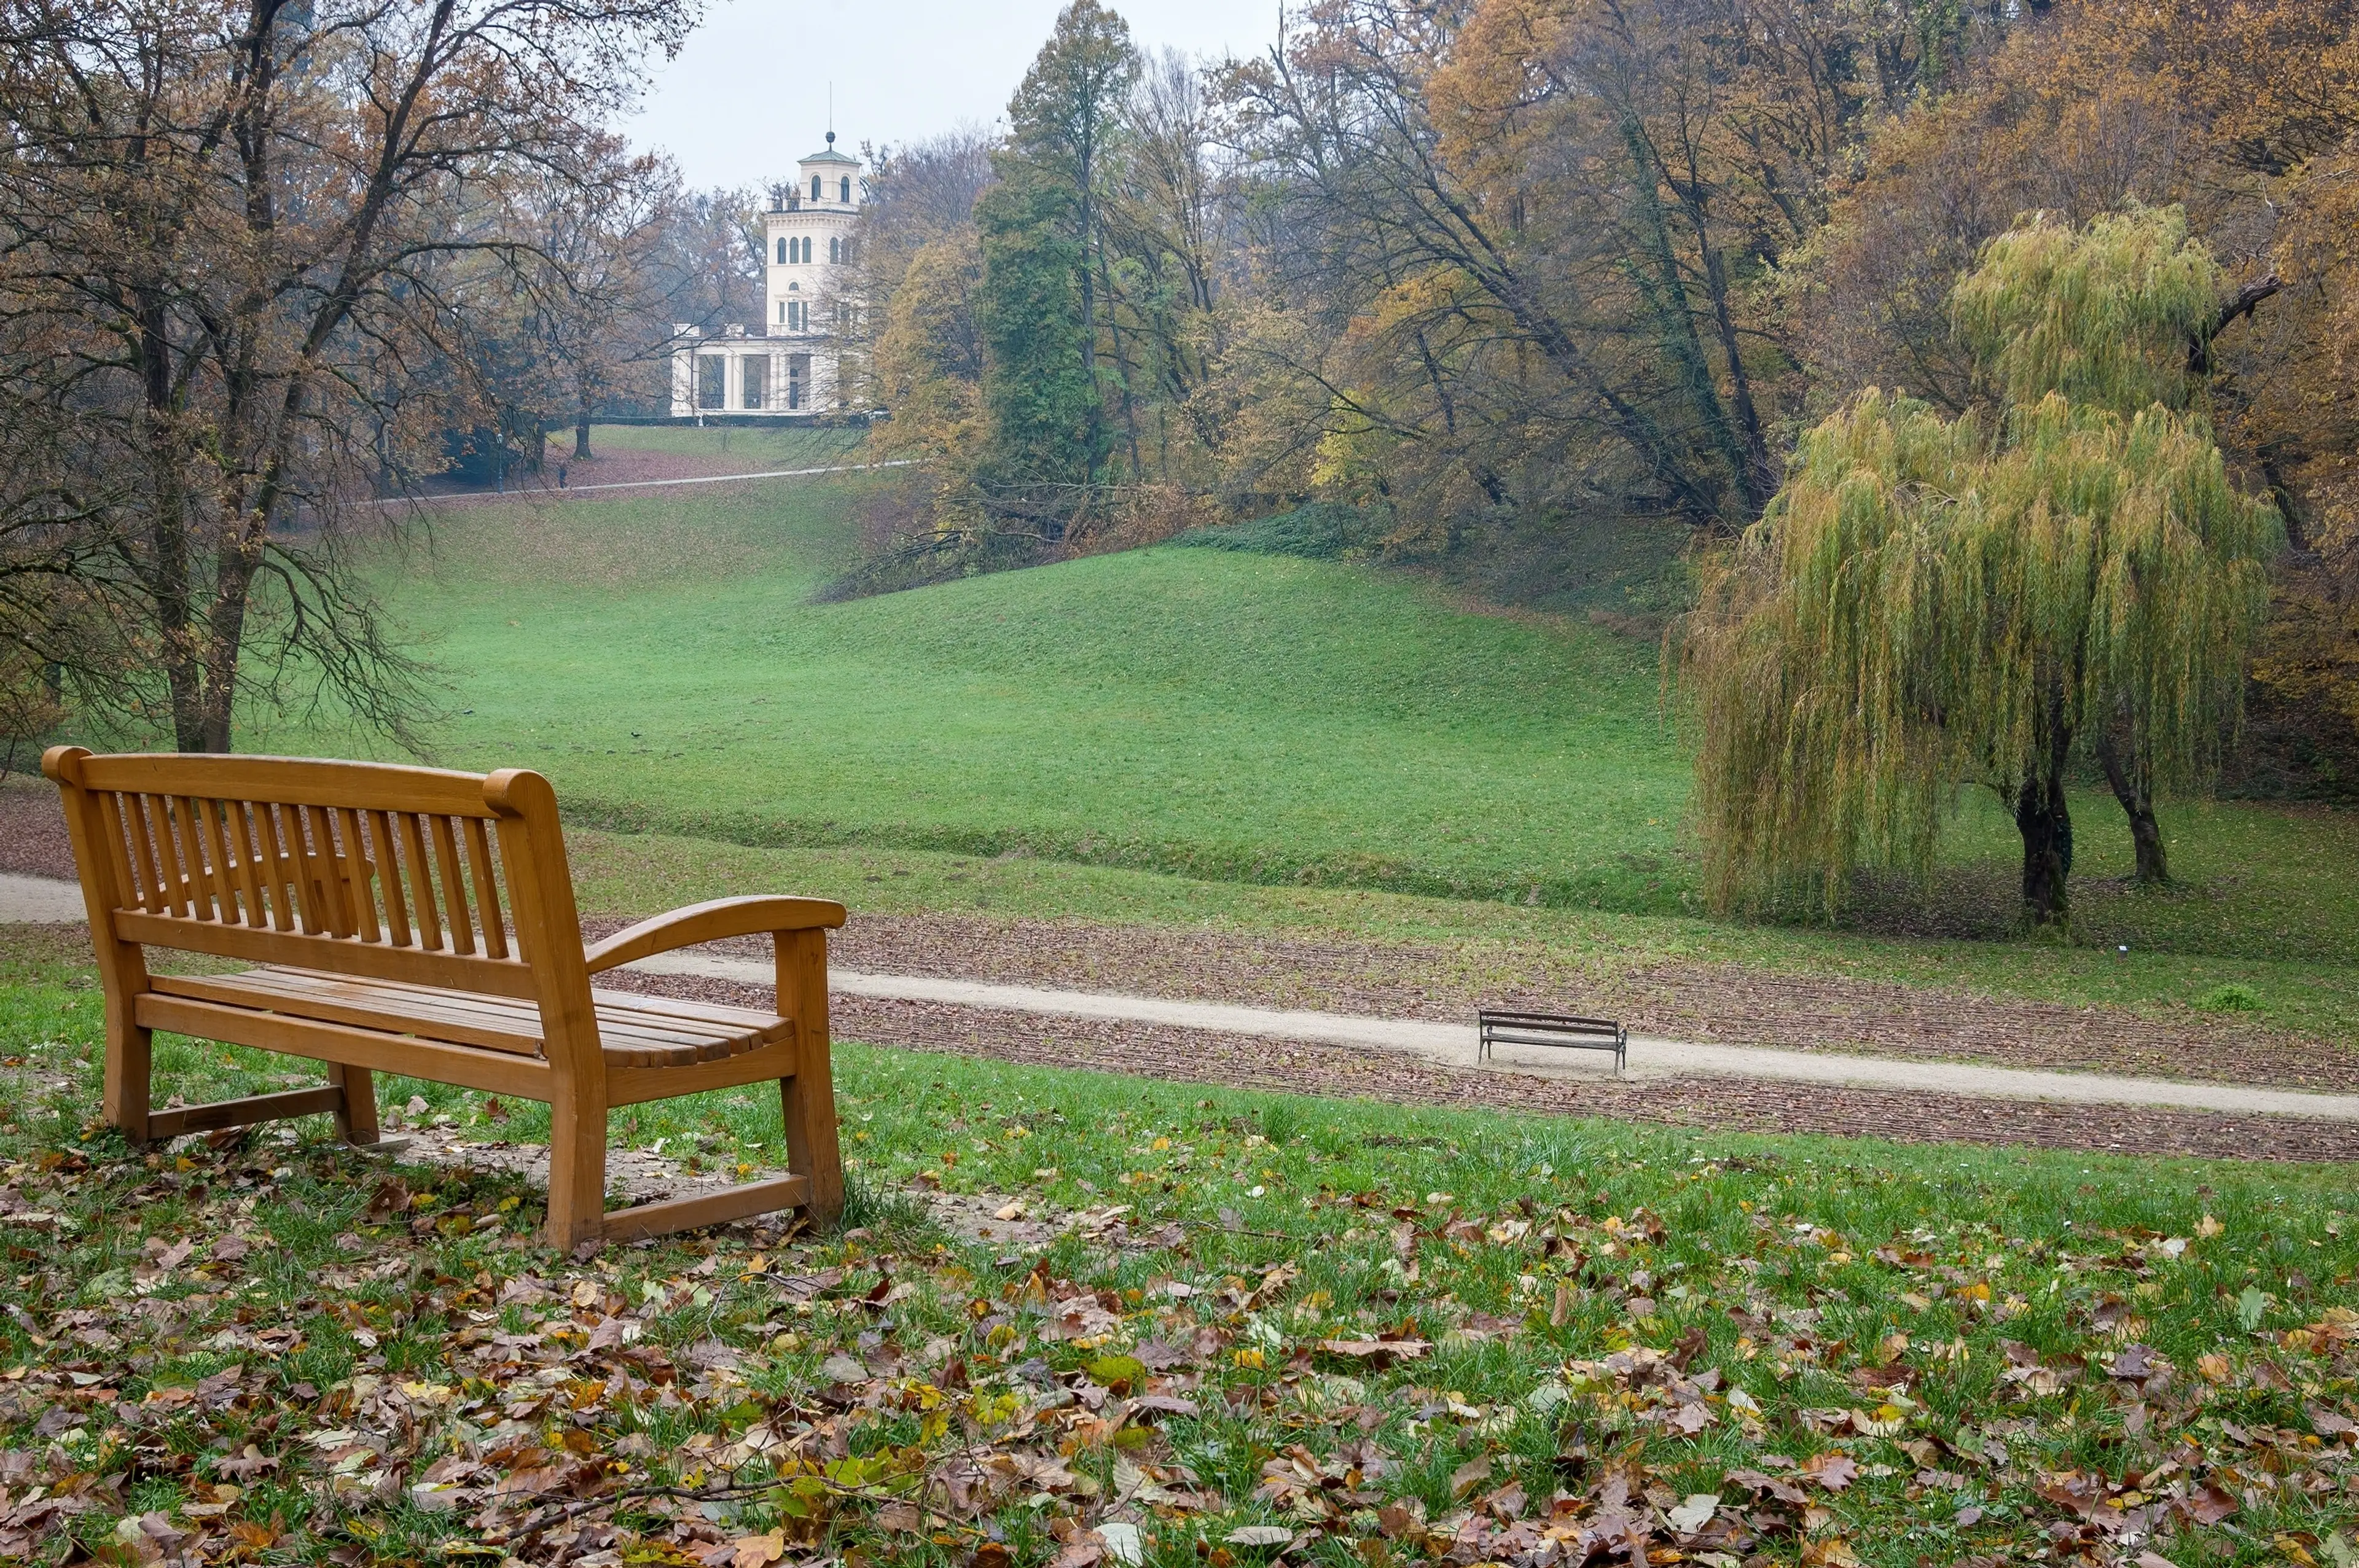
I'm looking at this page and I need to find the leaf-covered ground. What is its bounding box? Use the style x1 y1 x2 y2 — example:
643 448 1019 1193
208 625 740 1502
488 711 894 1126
1 960 2356 1568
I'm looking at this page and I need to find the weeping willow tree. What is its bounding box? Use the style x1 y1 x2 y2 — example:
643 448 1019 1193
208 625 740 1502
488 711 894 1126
1688 208 2279 925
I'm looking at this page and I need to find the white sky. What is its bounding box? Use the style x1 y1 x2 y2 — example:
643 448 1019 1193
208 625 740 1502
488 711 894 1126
625 0 1288 192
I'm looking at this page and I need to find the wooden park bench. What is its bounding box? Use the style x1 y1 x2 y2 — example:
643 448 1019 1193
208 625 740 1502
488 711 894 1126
42 746 845 1250
1476 1008 1627 1074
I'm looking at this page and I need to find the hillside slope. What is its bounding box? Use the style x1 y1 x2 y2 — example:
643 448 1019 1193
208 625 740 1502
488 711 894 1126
272 476 1691 910
246 458 2359 966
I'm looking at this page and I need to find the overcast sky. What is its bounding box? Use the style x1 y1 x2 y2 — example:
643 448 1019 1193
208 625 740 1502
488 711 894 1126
625 0 1288 192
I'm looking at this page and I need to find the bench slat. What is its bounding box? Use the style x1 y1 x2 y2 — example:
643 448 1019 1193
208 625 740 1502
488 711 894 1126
76 754 498 816
1483 1029 1619 1048
135 993 557 1100
608 1035 800 1106
114 909 541 997
148 969 794 1066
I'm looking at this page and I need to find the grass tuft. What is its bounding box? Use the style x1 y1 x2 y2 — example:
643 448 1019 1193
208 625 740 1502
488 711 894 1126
2193 980 2263 1012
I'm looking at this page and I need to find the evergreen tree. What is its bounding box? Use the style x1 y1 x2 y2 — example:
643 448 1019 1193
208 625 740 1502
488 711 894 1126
974 174 1098 536
964 0 1138 542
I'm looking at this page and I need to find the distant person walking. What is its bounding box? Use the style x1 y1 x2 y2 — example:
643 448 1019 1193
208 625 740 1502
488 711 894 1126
557 464 568 488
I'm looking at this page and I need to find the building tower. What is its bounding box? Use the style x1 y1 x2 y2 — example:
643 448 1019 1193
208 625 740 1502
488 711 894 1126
670 132 865 418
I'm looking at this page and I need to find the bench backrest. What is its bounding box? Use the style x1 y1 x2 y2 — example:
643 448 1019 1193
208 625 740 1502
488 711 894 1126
42 748 590 1018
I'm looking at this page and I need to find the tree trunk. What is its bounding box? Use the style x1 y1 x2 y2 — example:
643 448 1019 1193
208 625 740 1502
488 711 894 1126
574 413 592 460
2014 771 2073 927
2095 723 2168 885
1096 244 1143 481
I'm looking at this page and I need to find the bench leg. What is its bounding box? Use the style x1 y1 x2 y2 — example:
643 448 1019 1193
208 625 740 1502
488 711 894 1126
104 1015 154 1145
329 1064 380 1145
778 929 843 1227
544 1092 609 1251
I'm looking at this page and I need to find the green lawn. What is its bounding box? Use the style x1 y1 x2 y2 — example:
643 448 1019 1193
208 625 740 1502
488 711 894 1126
265 444 2359 951
0 948 2352 1567
266 469 1696 912
225 437 2359 1039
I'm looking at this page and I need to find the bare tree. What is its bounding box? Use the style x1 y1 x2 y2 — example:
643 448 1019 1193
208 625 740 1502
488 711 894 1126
0 0 697 754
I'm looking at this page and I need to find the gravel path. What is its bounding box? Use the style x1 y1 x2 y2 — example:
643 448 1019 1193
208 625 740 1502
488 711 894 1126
594 968 2359 1163
624 950 2359 1120
678 911 2359 1093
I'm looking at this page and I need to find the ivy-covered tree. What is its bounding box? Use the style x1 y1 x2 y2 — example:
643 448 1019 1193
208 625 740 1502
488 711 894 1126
1687 208 2280 926
974 174 1100 540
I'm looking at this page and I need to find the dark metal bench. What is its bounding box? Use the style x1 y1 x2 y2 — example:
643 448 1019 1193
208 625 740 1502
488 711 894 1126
1476 1010 1627 1073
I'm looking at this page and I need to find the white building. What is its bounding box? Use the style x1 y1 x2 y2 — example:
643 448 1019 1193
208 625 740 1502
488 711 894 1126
670 133 865 418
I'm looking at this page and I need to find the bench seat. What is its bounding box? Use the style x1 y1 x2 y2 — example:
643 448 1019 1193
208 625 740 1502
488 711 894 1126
147 967 792 1069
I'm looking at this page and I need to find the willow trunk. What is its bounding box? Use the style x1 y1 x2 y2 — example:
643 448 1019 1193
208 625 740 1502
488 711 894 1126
2095 723 2169 886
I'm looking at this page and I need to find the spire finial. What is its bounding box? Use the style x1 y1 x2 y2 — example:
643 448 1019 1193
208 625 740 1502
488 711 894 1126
827 82 834 142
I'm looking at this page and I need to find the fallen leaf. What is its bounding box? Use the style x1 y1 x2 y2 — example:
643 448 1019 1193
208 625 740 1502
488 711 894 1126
1226 1527 1294 1549
730 1531 786 1568
1801 1452 1857 1492
1048 1533 1106 1568
1317 1337 1429 1368
1667 1494 1719 1534
1100 1522 1146 1567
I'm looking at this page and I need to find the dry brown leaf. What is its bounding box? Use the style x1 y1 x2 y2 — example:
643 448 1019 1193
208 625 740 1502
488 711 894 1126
730 1530 787 1568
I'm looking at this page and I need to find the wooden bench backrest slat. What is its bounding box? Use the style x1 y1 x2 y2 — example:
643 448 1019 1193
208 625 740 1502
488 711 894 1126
397 811 442 950
74 753 497 816
47 751 565 1010
429 814 473 956
367 810 413 948
464 817 511 961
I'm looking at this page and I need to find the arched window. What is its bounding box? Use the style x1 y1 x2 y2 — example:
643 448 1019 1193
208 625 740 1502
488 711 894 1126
811 175 822 201
776 236 788 264
799 236 811 263
839 177 851 202
828 236 839 263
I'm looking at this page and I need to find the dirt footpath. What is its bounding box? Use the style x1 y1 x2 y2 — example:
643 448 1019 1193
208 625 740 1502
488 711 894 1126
579 962 2355 1163
811 914 2358 1093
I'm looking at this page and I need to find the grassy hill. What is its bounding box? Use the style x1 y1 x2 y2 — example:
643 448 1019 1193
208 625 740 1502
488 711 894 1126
273 464 1691 911
248 430 2359 1002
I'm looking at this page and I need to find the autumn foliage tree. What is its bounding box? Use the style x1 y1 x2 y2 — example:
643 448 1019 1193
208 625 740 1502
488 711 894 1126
1688 209 2279 926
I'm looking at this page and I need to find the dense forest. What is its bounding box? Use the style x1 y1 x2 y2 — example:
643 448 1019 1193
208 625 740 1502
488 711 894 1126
836 0 2359 802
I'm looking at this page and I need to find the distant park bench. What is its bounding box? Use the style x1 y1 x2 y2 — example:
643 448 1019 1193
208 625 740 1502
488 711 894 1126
1476 1008 1628 1074
42 746 845 1250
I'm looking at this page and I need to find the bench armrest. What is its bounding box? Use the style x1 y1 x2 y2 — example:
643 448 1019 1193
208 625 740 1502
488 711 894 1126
582 895 848 975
